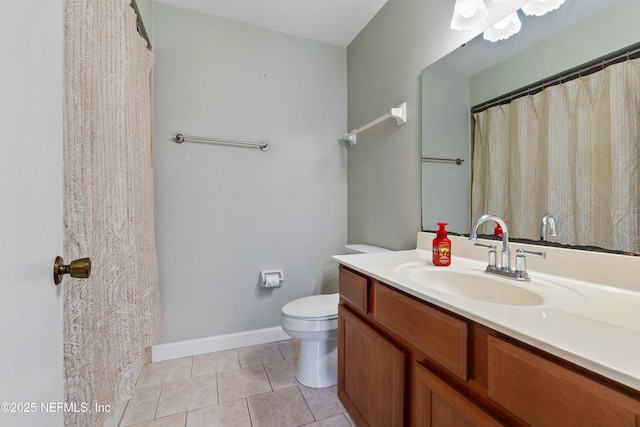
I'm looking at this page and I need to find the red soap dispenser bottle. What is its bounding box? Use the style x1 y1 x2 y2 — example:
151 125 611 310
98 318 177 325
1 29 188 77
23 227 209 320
432 222 451 267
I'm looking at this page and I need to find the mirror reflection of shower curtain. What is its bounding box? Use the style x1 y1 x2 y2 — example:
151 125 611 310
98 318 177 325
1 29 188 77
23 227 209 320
472 57 640 253
63 1 161 426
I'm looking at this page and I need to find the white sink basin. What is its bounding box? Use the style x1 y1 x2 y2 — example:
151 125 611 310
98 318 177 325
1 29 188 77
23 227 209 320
403 268 543 305
396 262 584 307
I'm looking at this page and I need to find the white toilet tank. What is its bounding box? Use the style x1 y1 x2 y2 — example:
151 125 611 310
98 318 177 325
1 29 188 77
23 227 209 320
344 244 391 254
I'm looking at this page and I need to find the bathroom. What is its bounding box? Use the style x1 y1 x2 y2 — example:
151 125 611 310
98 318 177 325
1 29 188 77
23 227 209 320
2 0 639 426
146 0 501 356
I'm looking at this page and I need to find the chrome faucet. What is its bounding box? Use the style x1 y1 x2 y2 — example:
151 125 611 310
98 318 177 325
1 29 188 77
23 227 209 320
469 214 545 281
470 214 511 271
540 213 557 241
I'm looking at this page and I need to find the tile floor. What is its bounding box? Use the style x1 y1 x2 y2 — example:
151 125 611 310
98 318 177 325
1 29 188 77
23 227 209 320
113 340 354 427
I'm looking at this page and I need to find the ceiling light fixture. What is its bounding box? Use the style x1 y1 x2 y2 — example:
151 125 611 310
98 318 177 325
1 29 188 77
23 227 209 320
521 0 567 17
483 11 521 42
450 0 489 31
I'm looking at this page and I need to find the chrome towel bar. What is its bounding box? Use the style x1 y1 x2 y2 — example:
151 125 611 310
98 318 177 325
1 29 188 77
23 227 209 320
422 157 464 165
173 133 269 151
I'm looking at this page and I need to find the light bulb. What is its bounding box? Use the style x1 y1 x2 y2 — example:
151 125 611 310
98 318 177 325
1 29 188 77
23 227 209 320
459 2 478 18
483 12 521 42
450 0 489 31
521 0 566 17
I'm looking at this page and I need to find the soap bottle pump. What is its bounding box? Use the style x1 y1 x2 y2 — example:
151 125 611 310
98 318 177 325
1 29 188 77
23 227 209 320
432 222 451 267
494 220 507 238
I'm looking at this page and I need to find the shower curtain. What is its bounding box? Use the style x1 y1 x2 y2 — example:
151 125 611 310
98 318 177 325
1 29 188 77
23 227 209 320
472 56 640 253
63 1 161 426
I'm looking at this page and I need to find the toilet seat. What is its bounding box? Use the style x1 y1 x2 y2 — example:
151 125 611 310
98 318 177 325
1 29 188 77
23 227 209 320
281 293 338 321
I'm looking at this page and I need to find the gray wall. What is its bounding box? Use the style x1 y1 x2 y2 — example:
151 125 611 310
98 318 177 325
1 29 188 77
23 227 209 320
151 2 347 343
346 0 530 250
135 0 152 37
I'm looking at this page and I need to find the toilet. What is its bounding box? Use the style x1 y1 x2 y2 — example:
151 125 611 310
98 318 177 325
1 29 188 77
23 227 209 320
281 244 390 388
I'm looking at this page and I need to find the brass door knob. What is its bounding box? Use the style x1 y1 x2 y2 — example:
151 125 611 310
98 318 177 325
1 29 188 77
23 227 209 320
53 256 91 285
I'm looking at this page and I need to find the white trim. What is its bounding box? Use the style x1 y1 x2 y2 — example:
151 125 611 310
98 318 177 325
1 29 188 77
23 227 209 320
151 326 292 362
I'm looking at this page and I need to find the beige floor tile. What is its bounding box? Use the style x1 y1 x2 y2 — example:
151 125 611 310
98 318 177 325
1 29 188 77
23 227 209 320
193 349 240 376
238 342 284 367
299 385 346 420
120 385 162 426
264 357 299 390
136 357 193 387
126 413 186 427
302 414 352 427
156 373 218 418
118 340 350 427
186 399 251 427
217 364 272 403
277 339 300 359
247 386 314 427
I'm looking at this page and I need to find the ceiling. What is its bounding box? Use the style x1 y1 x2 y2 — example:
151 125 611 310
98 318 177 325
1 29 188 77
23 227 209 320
155 0 389 47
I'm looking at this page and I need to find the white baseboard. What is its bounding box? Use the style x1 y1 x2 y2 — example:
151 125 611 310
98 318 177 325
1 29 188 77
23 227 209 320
151 326 292 362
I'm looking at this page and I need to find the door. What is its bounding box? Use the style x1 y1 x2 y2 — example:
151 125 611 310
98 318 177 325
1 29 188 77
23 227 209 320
0 1 65 426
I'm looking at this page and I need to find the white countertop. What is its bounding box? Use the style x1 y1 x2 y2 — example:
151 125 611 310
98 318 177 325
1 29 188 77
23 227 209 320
333 234 640 391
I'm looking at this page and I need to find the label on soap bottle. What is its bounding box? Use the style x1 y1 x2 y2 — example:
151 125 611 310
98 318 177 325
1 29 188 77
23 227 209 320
432 222 451 266
432 243 451 266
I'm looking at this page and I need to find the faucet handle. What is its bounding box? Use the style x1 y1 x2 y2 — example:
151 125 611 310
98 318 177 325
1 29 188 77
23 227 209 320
474 242 497 269
474 242 495 249
514 248 546 281
516 248 546 259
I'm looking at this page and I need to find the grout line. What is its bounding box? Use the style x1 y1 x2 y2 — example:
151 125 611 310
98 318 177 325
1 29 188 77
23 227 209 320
275 340 286 359
115 400 128 427
215 370 221 407
262 364 274 393
243 398 254 427
297 385 317 422
153 383 164 421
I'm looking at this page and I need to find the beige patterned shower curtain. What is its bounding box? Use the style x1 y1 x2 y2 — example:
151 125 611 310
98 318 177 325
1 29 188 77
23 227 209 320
472 56 640 253
63 1 161 426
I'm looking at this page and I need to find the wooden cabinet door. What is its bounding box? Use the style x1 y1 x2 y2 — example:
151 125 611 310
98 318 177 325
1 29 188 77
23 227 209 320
413 362 503 427
338 305 406 427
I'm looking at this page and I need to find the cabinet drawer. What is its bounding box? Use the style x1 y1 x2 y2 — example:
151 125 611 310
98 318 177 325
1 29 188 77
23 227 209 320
339 265 369 313
488 336 640 426
374 283 468 380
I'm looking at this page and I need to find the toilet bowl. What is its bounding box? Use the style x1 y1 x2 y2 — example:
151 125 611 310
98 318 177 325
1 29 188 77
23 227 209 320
281 244 390 388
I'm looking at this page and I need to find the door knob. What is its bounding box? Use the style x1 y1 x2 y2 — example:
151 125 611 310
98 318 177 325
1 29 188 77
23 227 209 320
53 256 91 285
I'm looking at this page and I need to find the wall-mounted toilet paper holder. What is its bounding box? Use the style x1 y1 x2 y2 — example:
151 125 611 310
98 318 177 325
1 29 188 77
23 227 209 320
261 269 284 288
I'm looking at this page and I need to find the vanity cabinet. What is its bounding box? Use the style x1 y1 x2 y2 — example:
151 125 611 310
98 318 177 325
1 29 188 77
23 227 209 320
337 265 640 427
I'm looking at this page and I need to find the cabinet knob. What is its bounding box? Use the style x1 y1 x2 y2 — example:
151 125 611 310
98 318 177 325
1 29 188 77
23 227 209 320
53 256 91 285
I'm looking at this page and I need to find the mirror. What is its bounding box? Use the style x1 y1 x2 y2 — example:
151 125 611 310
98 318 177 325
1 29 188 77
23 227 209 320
421 0 640 253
